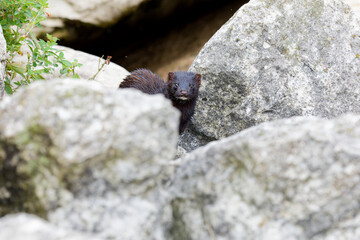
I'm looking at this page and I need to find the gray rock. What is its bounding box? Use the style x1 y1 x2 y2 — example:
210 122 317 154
0 213 101 240
186 0 360 151
0 79 179 239
169 114 360 240
0 25 6 100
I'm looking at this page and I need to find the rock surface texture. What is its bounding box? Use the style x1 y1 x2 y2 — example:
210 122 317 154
1 0 360 239
0 25 6 100
0 214 101 240
55 46 129 88
171 114 360 240
2 113 359 239
186 0 360 150
0 79 179 239
11 45 129 89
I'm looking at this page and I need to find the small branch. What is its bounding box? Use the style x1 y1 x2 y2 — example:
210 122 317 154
89 55 112 80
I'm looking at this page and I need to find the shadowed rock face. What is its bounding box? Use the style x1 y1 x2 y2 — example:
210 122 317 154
183 0 360 150
41 0 240 42
46 0 224 27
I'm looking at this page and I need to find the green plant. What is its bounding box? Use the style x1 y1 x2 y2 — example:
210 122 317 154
0 0 82 94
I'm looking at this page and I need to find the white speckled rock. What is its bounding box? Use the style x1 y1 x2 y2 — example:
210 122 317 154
170 114 360 240
0 213 101 240
0 25 6 100
186 0 360 150
0 79 179 240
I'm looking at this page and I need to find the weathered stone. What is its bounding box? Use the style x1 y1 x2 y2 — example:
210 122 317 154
0 79 179 239
170 114 360 240
0 24 6 100
185 0 360 150
0 213 101 240
11 45 129 90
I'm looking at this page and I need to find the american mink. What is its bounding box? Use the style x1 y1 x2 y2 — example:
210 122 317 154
119 69 201 134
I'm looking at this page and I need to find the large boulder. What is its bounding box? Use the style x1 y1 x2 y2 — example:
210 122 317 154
184 0 360 150
0 25 6 100
0 79 179 239
170 114 360 240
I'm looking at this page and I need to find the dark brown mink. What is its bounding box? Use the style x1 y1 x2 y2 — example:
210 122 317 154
119 69 201 134
119 68 167 95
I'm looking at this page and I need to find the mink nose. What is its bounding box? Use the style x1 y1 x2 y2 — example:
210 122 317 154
180 90 187 95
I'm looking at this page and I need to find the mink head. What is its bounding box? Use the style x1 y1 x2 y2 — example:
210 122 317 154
167 71 201 101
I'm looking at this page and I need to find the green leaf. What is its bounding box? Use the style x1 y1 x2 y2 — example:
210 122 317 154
7 62 26 74
60 68 67 75
4 81 13 95
1 0 82 92
61 60 72 67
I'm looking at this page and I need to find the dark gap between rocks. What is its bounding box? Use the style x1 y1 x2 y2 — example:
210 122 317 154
61 0 249 79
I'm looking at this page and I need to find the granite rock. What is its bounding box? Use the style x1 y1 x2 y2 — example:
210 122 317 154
170 114 360 240
0 79 179 239
186 0 360 150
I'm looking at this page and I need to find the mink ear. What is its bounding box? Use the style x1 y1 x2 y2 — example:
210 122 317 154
168 72 175 82
195 73 201 86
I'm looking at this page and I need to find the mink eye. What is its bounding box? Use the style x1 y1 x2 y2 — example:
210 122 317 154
189 84 194 89
174 83 179 88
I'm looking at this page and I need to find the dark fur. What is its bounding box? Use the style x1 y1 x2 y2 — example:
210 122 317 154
120 69 167 95
119 69 201 134
167 71 201 133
